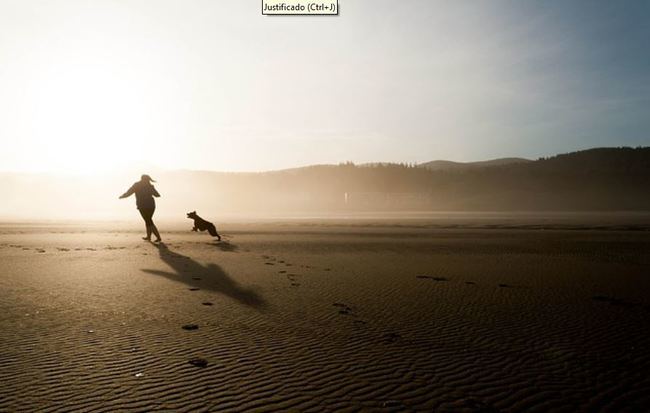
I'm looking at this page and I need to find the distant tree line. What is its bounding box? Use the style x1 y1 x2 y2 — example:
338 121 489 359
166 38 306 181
178 147 650 211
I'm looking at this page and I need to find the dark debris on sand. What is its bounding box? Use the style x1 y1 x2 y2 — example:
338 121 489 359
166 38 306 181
188 358 208 368
416 275 449 281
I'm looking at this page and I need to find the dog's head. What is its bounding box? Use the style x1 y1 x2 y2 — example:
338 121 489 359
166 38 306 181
186 211 198 219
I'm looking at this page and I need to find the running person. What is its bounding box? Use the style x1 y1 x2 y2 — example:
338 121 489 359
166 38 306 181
119 174 162 242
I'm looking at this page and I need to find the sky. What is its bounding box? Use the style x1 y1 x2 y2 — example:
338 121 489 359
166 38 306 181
0 0 648 174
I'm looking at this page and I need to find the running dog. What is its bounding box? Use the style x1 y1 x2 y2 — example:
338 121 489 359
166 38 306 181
187 211 221 241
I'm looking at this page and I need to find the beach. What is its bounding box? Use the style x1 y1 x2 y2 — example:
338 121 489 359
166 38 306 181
1 220 649 411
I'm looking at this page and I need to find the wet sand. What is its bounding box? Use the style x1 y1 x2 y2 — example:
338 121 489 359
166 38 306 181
1 221 649 411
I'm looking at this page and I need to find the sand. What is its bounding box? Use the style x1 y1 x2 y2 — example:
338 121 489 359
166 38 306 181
1 220 649 412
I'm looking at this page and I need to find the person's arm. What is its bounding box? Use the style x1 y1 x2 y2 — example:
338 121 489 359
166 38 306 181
119 184 135 199
152 186 160 197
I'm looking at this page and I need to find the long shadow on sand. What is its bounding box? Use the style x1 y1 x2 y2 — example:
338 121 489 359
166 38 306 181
142 243 265 308
211 241 238 252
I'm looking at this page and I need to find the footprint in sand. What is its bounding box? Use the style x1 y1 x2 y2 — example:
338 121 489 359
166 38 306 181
593 295 615 302
383 332 401 343
416 275 449 281
201 302 214 306
188 288 200 291
265 262 275 266
592 295 639 308
457 397 498 411
382 400 406 409
36 249 46 253
278 270 287 274
290 282 301 287
188 358 208 368
333 303 354 315
57 248 70 252
182 324 199 330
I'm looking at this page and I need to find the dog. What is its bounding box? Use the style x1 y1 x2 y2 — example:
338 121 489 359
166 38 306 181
187 211 221 241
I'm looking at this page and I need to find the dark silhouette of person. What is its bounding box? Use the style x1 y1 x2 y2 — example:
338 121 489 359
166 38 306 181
119 174 162 242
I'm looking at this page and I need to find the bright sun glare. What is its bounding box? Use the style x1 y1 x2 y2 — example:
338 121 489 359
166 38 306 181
28 63 151 174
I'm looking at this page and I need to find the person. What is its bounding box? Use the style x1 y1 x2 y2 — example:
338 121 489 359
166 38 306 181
119 174 162 242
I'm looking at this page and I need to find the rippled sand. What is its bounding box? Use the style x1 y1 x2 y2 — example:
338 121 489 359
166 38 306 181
1 222 649 411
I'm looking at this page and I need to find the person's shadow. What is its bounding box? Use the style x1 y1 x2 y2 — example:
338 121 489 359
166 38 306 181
142 243 265 309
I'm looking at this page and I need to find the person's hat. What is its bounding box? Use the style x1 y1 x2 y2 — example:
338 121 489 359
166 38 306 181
141 174 156 183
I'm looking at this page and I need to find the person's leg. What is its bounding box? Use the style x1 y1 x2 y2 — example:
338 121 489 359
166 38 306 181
151 226 161 242
150 208 161 242
139 209 154 240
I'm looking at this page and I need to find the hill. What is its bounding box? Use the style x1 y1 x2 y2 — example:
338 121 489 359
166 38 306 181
419 157 531 171
0 147 648 219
